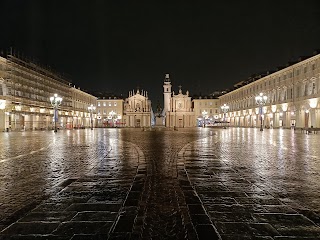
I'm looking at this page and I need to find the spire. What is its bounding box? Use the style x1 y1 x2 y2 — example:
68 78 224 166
165 73 170 82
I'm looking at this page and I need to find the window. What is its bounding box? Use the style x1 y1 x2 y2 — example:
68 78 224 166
97 102 100 106
114 102 117 106
108 102 111 106
304 84 307 96
304 67 307 73
296 69 300 75
312 64 315 70
103 102 106 107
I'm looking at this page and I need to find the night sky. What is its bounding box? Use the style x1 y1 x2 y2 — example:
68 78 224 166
1 0 320 106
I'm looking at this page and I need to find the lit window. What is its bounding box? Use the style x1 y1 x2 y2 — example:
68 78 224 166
97 102 100 106
114 102 117 106
109 102 111 106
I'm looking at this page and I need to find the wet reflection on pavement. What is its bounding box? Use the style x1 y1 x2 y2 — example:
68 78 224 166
0 128 319 239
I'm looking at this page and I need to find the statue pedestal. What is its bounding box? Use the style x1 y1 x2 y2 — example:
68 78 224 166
155 116 165 127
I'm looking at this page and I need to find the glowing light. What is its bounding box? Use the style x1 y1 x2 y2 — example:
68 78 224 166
309 98 318 108
0 100 6 110
271 105 277 113
282 103 288 112
263 107 267 114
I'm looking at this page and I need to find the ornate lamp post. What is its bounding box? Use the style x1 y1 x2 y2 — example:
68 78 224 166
202 110 208 127
50 93 62 132
220 103 229 129
108 110 117 127
255 92 267 131
88 104 96 130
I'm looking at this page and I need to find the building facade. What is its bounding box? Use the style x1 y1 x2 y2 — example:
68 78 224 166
162 74 195 128
0 54 97 131
192 97 220 127
123 89 152 127
219 52 320 129
70 87 97 129
96 97 124 127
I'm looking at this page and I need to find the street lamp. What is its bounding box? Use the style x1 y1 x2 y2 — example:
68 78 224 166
202 110 208 127
88 104 96 130
50 93 62 132
220 103 229 129
255 92 267 131
108 110 117 127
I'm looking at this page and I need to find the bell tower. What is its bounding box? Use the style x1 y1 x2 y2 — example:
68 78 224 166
163 73 172 115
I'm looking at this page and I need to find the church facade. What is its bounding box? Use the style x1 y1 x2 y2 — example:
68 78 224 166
162 74 195 128
123 89 152 127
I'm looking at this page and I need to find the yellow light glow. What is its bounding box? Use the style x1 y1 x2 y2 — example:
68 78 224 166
0 100 6 110
282 103 288 112
309 98 318 108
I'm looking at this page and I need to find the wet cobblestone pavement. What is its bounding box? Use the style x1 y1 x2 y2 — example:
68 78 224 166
0 128 320 239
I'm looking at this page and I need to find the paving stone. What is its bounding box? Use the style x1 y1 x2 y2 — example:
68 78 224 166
195 224 220 240
0 236 70 240
66 203 122 212
52 221 107 235
1 222 60 235
209 211 256 223
1 128 320 238
71 211 117 221
215 222 279 236
18 211 77 222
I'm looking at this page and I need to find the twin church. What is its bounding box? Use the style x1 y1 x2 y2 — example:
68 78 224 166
123 74 196 128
